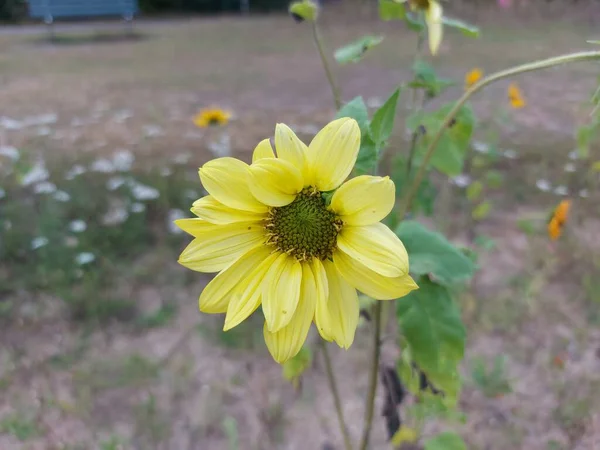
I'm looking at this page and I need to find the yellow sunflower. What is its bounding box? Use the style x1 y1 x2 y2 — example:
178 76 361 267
465 68 483 89
193 108 232 128
508 83 526 109
176 118 417 363
548 199 571 241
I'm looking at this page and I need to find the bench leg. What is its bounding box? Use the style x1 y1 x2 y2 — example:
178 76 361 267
44 16 54 41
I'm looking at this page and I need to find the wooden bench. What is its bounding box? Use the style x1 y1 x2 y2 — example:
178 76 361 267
27 0 139 37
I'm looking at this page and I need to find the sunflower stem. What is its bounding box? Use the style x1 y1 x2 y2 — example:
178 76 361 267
358 301 382 450
398 50 600 218
320 341 354 450
311 22 342 110
405 31 426 181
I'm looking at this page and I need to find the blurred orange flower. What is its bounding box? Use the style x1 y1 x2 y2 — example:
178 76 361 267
465 68 483 89
193 108 231 128
547 199 571 240
508 83 526 109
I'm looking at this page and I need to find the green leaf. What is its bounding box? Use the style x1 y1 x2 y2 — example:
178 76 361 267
334 35 383 64
391 156 436 216
588 40 600 44
396 278 466 402
354 133 378 175
425 432 467 450
396 220 476 285
379 0 408 20
336 96 369 136
484 170 503 189
442 17 480 38
576 123 596 159
379 0 424 31
466 180 483 201
282 347 312 388
406 103 475 176
409 60 455 98
288 0 318 22
472 200 491 220
369 88 400 147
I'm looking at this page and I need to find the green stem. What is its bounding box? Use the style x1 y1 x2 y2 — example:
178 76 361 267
398 50 600 218
320 341 354 450
405 32 426 180
312 22 342 109
358 301 382 450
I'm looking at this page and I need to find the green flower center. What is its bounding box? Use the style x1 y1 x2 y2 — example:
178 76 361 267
265 187 343 262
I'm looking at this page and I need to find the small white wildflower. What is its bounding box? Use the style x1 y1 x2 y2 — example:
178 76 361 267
173 153 192 165
70 117 87 127
65 164 86 180
568 150 579 160
101 205 129 226
106 176 126 191
536 179 552 192
68 220 87 233
579 189 590 198
160 167 173 177
36 126 51 136
75 252 96 265
31 236 49 250
53 190 71 202
21 161 49 186
167 209 186 234
451 174 471 188
503 149 518 159
0 116 23 130
90 158 115 173
564 163 576 173
0 188 5 199
472 140 490 154
130 182 160 201
131 202 146 213
366 97 384 109
112 149 135 172
0 145 20 161
554 185 568 196
113 109 133 123
33 182 57 194
143 125 163 137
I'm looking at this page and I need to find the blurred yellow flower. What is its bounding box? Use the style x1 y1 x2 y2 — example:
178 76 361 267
548 199 571 240
193 108 231 128
508 83 526 109
406 0 443 55
465 68 483 89
176 118 417 363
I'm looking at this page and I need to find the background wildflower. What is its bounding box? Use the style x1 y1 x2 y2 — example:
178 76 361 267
193 108 232 128
508 82 526 108
465 68 483 89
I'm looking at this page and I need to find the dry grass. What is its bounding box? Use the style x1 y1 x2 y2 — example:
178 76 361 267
0 13 599 450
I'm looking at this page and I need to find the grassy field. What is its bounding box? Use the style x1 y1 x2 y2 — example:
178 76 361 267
1 11 600 450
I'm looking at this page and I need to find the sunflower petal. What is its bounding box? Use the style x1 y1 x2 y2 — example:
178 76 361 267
199 158 268 213
333 250 418 300
311 258 329 305
248 158 304 207
223 252 279 331
307 118 361 192
262 253 303 332
198 246 273 313
191 196 266 224
425 0 443 55
314 260 358 348
176 219 265 272
252 138 276 163
275 123 309 177
337 223 409 277
263 262 317 363
330 175 395 226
